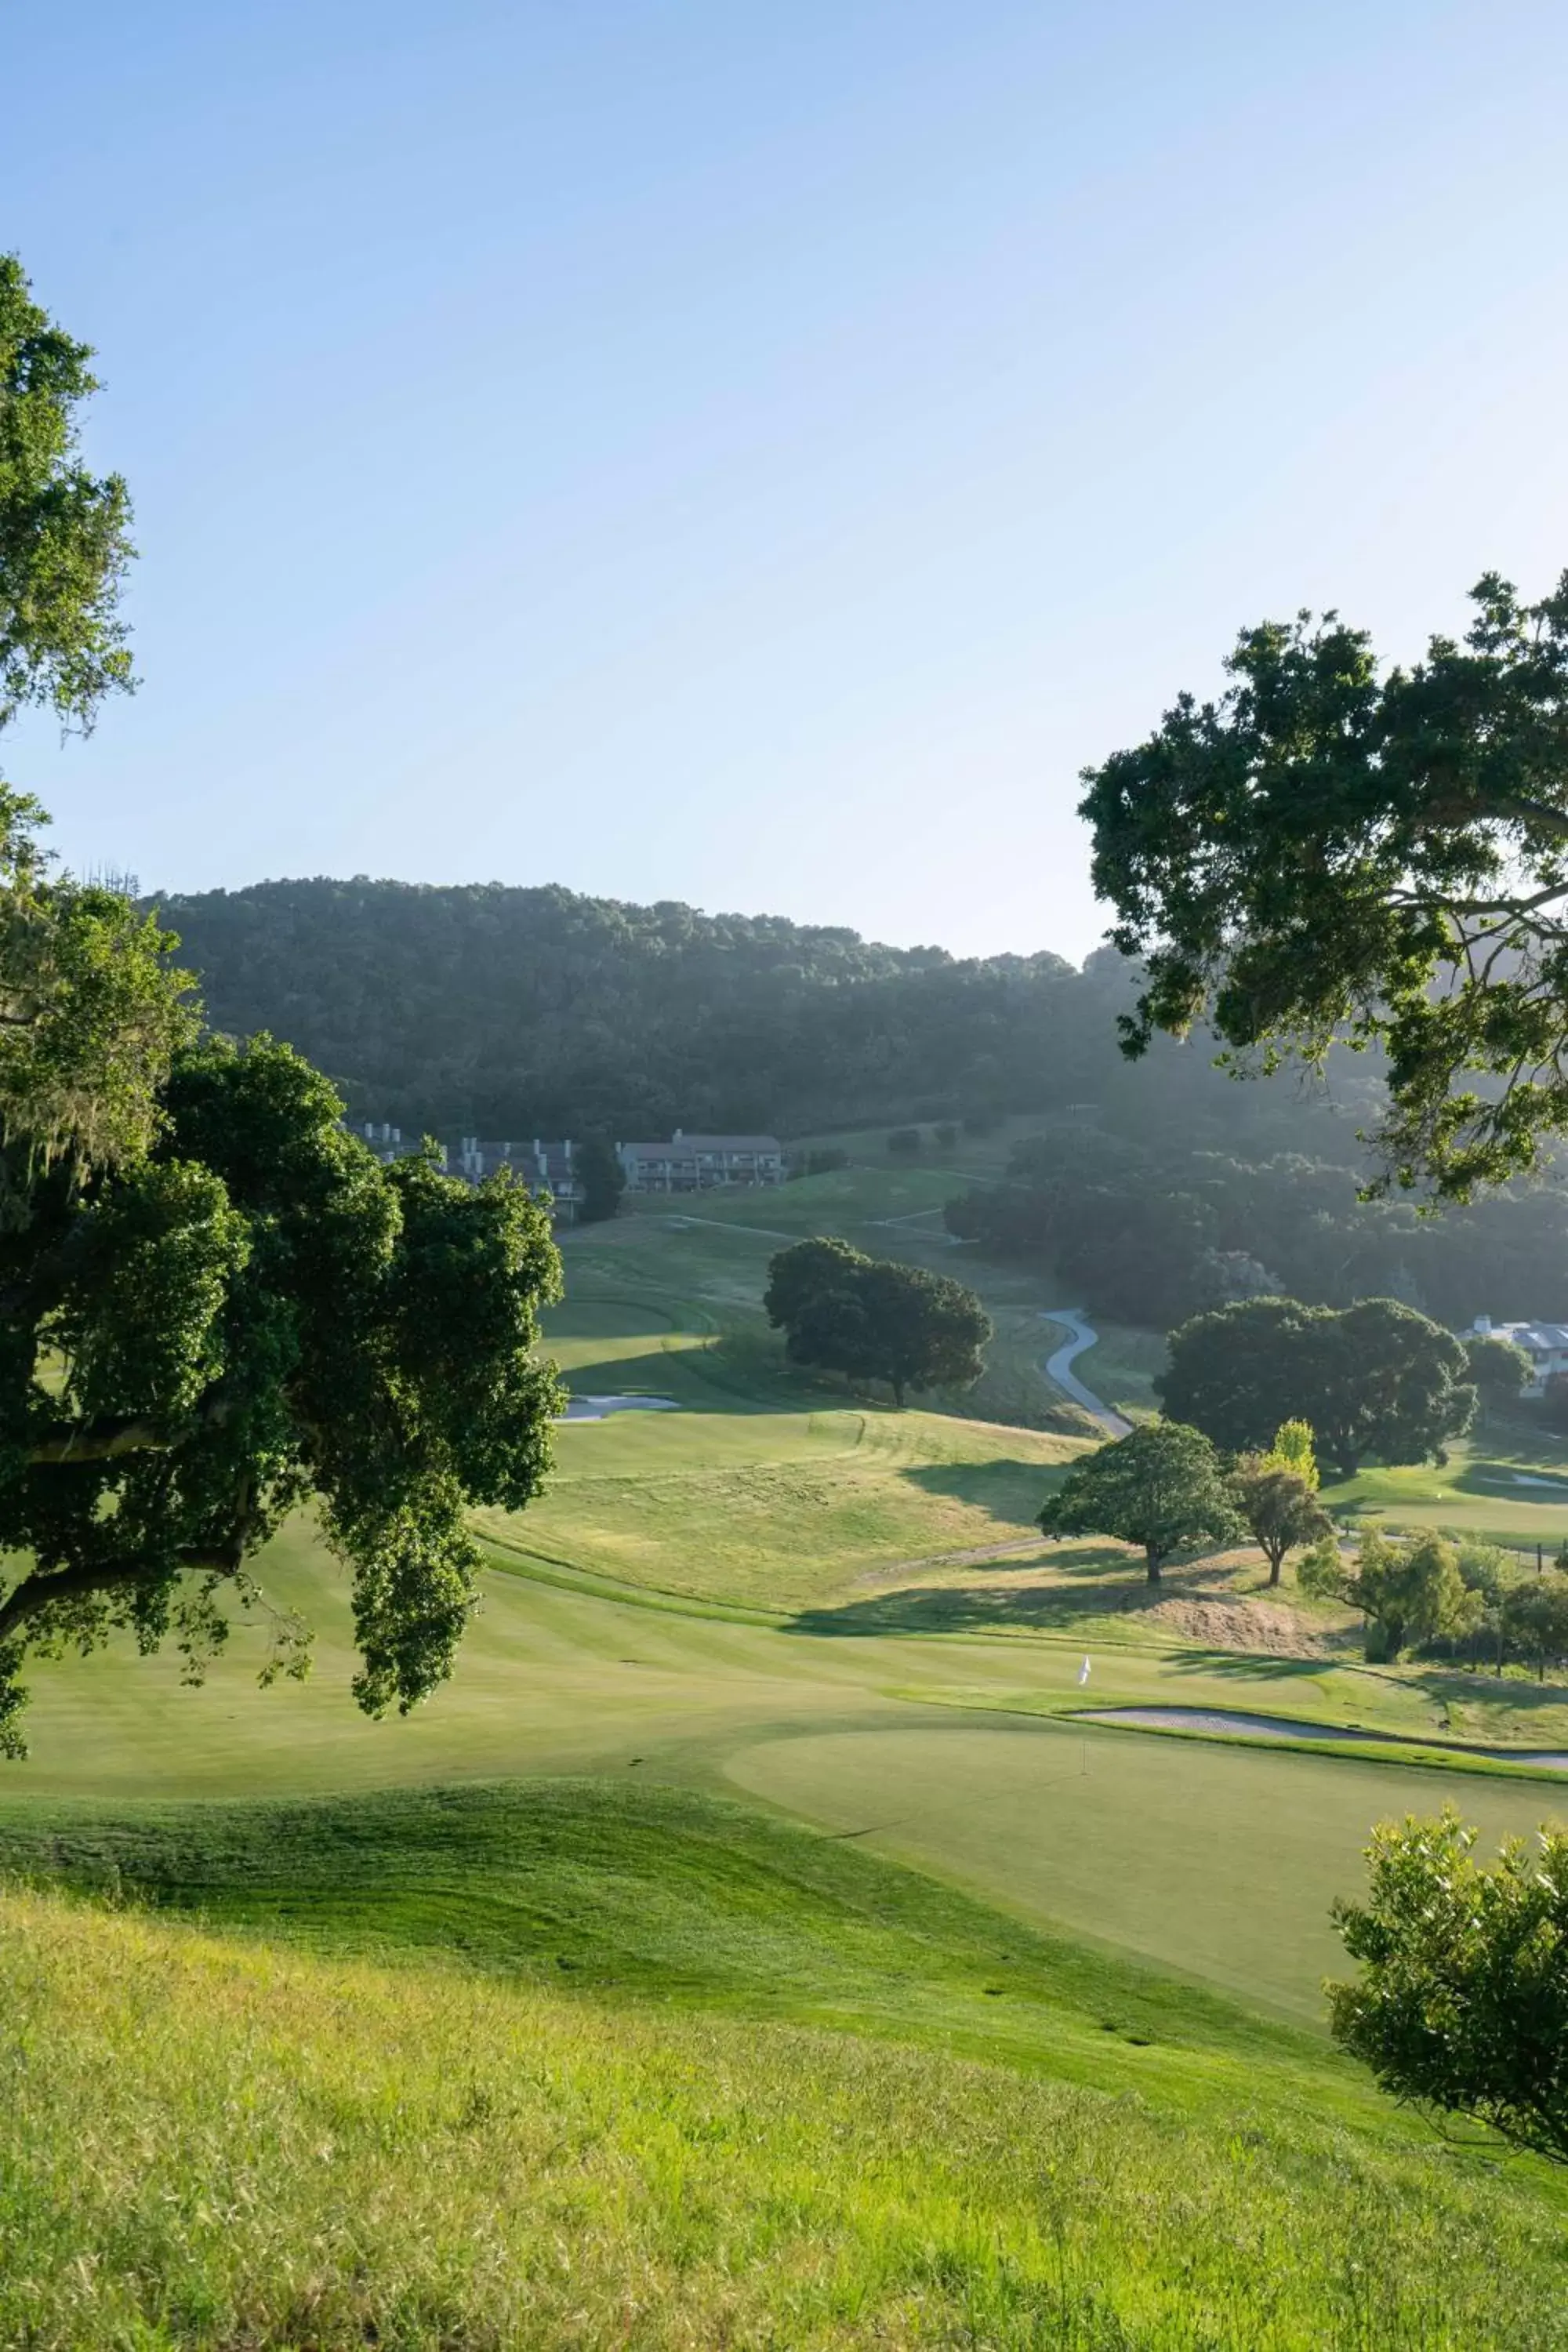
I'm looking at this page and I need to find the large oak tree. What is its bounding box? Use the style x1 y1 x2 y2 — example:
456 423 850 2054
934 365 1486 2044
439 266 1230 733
1080 572 1568 1197
1038 1420 1241 1585
1159 1295 1476 1478
0 256 564 1753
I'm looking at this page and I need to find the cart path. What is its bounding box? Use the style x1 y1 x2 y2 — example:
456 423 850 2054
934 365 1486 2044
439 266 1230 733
1041 1310 1133 1437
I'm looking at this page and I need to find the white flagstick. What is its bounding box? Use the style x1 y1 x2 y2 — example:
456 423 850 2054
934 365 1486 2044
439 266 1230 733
1077 1657 1091 1773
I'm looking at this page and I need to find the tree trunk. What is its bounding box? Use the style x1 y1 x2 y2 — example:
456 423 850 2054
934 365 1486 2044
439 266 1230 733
891 1377 905 1410
1265 1546 1283 1588
1145 1548 1163 1585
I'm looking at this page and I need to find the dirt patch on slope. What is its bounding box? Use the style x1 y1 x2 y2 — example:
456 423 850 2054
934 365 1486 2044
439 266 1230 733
1143 1595 1327 1657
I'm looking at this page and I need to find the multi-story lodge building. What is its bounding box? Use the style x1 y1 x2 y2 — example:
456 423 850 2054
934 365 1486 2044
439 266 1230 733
454 1137 585 1222
351 1127 583 1221
354 1122 447 1171
618 1130 784 1194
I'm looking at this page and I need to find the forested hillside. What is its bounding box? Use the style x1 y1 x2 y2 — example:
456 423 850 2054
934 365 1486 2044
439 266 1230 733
154 876 1373 1146
946 1129 1568 1328
154 876 1568 1326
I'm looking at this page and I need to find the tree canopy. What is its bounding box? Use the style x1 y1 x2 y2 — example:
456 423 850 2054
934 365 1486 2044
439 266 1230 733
1 253 135 736
1080 571 1568 1199
0 1033 563 1755
1316 1524 1486 1656
1229 1458 1329 1588
1330 1809 1568 2162
764 1236 990 1410
1159 1296 1477 1477
944 1123 1568 1338
1465 1330 1534 1410
0 257 564 1753
574 1133 624 1224
1038 1421 1241 1584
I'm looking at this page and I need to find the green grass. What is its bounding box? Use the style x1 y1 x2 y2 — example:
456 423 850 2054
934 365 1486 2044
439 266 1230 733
581 1161 1098 1434
493 1247 1088 1607
10 1512 1568 2022
0 1892 1555 2352
1325 1421 1568 1555
12 1179 1568 2343
1075 1320 1170 1418
0 1777 1311 2078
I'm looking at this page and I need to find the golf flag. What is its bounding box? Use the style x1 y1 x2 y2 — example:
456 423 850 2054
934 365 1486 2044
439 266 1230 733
1077 1656 1091 1686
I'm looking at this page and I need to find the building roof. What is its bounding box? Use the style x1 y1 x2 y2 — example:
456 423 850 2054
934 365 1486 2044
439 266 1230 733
620 1134 781 1155
1499 1323 1568 1353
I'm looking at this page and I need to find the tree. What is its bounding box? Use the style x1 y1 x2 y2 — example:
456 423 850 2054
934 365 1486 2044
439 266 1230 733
850 1259 991 1409
1295 1533 1347 1601
764 1238 990 1408
1543 1371 1568 1433
1159 1296 1476 1476
1455 1541 1512 1674
0 260 564 1754
1503 1575 1568 1683
1310 1299 1477 1477
1465 1331 1533 1416
1 254 136 736
1080 571 1568 1200
574 1132 624 1224
0 259 165 1179
764 1236 867 1336
887 1127 922 1157
1329 1809 1568 2163
1339 1530 1479 1662
1264 1417 1318 1488
0 1033 564 1756
1039 1421 1242 1585
1156 1297 1319 1454
1229 1458 1330 1588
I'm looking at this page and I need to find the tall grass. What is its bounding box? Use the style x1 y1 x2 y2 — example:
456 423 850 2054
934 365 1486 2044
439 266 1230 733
2 1888 1563 2350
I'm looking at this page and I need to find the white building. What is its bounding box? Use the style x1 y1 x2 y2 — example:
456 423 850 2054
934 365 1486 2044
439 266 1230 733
1470 1317 1568 1396
618 1130 784 1194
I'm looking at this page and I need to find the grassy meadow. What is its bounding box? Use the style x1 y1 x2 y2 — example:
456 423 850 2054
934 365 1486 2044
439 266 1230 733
8 1152 1568 2344
11 1882 1568 2350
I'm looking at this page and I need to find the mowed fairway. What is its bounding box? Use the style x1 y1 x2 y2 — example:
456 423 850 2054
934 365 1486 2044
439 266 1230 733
482 1225 1089 1608
12 1510 1566 2024
8 1186 1568 2028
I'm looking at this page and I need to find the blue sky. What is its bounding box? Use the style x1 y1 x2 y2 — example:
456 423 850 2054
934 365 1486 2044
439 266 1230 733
7 2 1568 958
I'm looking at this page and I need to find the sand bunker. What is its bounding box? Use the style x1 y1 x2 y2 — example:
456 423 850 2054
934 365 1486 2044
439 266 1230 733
1083 1704 1568 1770
560 1394 682 1422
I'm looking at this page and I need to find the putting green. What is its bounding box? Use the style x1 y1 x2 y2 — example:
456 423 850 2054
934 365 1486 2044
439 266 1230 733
720 1719 1558 2021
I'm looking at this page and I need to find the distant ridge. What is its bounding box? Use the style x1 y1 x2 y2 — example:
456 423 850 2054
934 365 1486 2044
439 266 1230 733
151 873 1096 1138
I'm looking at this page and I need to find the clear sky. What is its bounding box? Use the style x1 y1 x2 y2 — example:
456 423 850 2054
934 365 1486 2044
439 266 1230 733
6 2 1568 960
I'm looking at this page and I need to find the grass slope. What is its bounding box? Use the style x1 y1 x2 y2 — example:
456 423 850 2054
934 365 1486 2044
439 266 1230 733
5 1797 1567 2348
0 1778 1307 2085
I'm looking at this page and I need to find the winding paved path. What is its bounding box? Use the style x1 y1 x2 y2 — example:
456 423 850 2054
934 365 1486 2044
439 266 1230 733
1040 1309 1132 1437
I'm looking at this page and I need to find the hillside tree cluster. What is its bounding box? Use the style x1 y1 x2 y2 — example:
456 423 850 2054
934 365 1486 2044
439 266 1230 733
944 1127 1568 1333
764 1236 991 1410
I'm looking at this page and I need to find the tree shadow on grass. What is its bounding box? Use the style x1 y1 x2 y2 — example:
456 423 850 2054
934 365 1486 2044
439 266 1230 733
1159 1650 1339 1688
1396 1664 1568 1715
898 1458 1066 1529
788 1575 1172 1640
